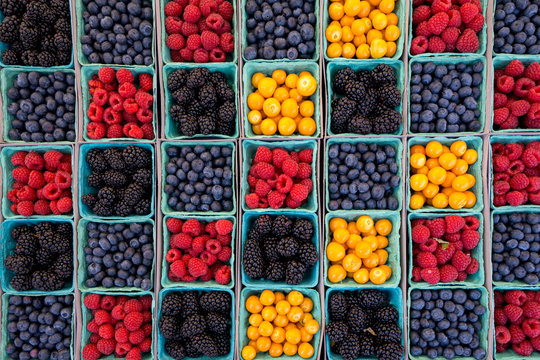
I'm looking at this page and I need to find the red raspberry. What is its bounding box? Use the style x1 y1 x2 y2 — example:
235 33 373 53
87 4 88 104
209 47 225 62
467 13 484 32
411 224 430 243
165 16 183 34
192 48 208 62
528 176 540 192
42 151 62 172
219 32 234 53
56 197 72 213
509 173 530 190
505 304 524 323
417 252 437 268
411 36 429 55
24 152 44 171
16 201 34 216
495 326 511 344
435 243 455 265
166 218 184 234
289 183 309 202
206 239 222 255
84 294 101 310
522 147 540 168
416 21 431 37
135 108 153 124
166 249 182 263
497 75 515 93
166 33 186 50
97 338 116 356
296 149 313 163
124 299 143 314
504 59 525 77
134 92 153 110
181 22 199 38
126 347 142 360
504 290 527 306
199 0 218 16
444 215 465 233
420 267 440 284
514 340 534 356
34 200 51 215
99 323 115 339
462 216 480 231
253 162 274 180
140 122 155 140
493 154 511 172
254 146 272 163
188 257 209 277
419 238 438 252
456 29 479 52
129 329 145 345
116 69 134 84
465 257 479 274
139 338 152 353
206 13 226 31
98 67 116 83
108 92 124 111
441 27 459 44
12 167 30 184
505 142 524 161
165 1 183 16
425 218 446 238
412 5 431 24
111 305 126 321
524 301 540 319
182 219 202 236
271 148 290 167
245 193 259 209
138 73 153 92
106 124 123 138
171 232 193 249
514 77 535 97
494 93 507 108
124 312 144 331
83 344 102 360
254 179 270 197
217 246 232 262
118 83 136 99
268 190 286 209
439 264 458 282
527 85 540 103
495 307 508 326
460 230 479 250
296 162 312 180
11 151 27 166
183 4 201 23
94 309 112 325
451 250 471 271
427 12 449 35
510 100 531 117
432 0 451 13
218 1 233 20
87 122 106 139
214 264 231 285
460 2 479 23
215 219 233 235
506 190 525 206
525 62 540 81
411 267 422 282
17 185 36 201
200 250 217 266
428 36 446 52
532 336 540 351
92 89 108 107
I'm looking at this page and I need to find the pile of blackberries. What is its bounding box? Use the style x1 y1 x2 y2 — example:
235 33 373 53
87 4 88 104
243 214 318 285
159 291 232 359
494 0 540 55
81 145 153 217
82 221 154 290
4 222 73 292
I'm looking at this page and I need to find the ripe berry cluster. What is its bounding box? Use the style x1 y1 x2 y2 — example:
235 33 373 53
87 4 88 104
493 59 540 130
86 67 154 140
165 218 233 285
494 0 540 55
7 150 73 216
492 141 540 206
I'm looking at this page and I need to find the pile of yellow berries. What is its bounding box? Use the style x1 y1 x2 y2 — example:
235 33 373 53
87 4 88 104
409 140 479 210
247 70 318 137
326 216 393 285
241 290 320 359
325 0 400 59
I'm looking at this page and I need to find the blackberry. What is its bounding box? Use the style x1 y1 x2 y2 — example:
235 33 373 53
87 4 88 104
134 199 151 215
331 97 356 134
344 81 368 103
133 168 152 188
114 201 132 217
160 316 181 340
344 291 363 308
247 228 261 241
14 233 38 256
57 223 72 236
165 340 186 360
333 67 357 94
182 291 201 317
52 253 73 280
326 321 348 343
217 114 236 136
292 218 314 241
0 0 23 16
373 323 402 343
372 108 401 134
27 0 55 24
358 88 376 116
20 22 39 48
168 69 188 92
54 17 71 36
277 237 299 258
50 0 70 16
192 333 220 357
218 101 236 123
297 243 318 267
162 293 183 316
348 114 372 134
265 261 285 281
347 306 369 333
358 289 387 309
199 291 231 314
12 225 32 238
356 70 373 87
31 270 63 291
214 81 235 102
123 184 144 206
87 173 102 187
37 51 56 67
38 231 57 252
329 292 348 321
97 187 116 206
339 334 361 360
243 237 265 280
376 342 404 360
82 194 97 208
374 305 399 324
170 104 186 123
180 314 206 338
185 342 202 358
122 145 151 169
286 260 306 285
210 71 228 85
1 49 18 65
53 34 71 57
273 215 293 237
372 64 397 84
199 84 217 109
173 87 195 107
358 333 376 356
205 313 229 335
34 222 53 234
103 170 127 188
179 115 199 136
35 248 54 267
214 333 231 356
104 148 127 170
186 68 210 89
0 16 20 43
10 274 32 291
92 201 113 217
87 149 108 172
21 50 39 66
254 214 273 234
188 100 205 117
378 84 401 108
199 115 216 135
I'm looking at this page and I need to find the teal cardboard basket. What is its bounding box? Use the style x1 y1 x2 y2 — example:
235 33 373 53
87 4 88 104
78 142 155 219
239 287 321 360
77 218 155 292
325 137 403 213
157 288 235 360
1 218 75 294
241 139 318 212
242 61 321 138
161 141 236 216
408 56 487 135
161 215 236 289
1 145 74 219
240 211 319 288
324 212 401 288
81 65 157 141
407 212 485 287
2 68 78 143
162 63 239 139
326 60 404 136
325 287 404 360
407 136 484 213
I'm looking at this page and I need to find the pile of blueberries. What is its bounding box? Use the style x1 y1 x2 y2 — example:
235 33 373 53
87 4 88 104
409 61 484 134
164 144 234 213
409 289 487 360
244 0 317 60
492 212 540 285
83 221 154 290
6 71 76 142
81 0 153 65
327 142 401 211
494 0 540 55
5 295 73 360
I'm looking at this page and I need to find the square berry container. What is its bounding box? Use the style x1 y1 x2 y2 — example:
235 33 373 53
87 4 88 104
162 63 239 139
157 288 235 360
161 140 237 216
241 139 318 212
407 136 484 213
242 61 321 138
240 211 319 288
78 142 155 219
0 218 75 294
1 68 78 143
80 65 157 142
407 55 487 135
326 60 404 137
323 211 401 288
325 287 404 360
325 137 403 213
407 212 485 287
161 215 236 289
1 144 74 219
77 218 156 293
239 287 321 360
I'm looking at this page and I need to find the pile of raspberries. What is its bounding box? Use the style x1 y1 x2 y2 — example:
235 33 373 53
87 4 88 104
495 290 540 356
164 0 235 62
411 215 481 284
493 141 540 206
86 67 154 140
82 294 153 360
7 150 72 216
411 0 484 54
165 217 233 285
245 146 314 209
493 60 540 130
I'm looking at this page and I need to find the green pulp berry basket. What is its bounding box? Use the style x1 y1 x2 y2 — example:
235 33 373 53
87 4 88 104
325 137 403 213
161 215 236 289
239 287 321 360
1 68 78 143
407 136 484 213
162 63 239 139
324 211 401 288
157 288 235 360
1 145 74 219
325 287 404 360
80 65 157 141
77 218 155 292
408 56 487 135
1 218 75 294
242 61 321 138
407 212 485 287
161 141 236 216
241 139 318 212
326 59 404 137
78 142 155 219
241 211 320 288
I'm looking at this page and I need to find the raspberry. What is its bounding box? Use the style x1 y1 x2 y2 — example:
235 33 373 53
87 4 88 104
96 68 114 85
193 48 209 63
271 148 289 167
206 13 226 31
84 294 101 310
83 344 102 360
165 1 183 16
94 309 111 325
416 21 431 37
419 238 438 252
439 264 458 282
165 16 183 34
206 239 222 255
460 2 479 23
267 190 286 209
126 347 142 360
87 122 106 139
522 147 540 168
105 124 123 138
514 77 535 97
217 246 232 262
493 154 511 172
435 243 455 265
446 9 462 27
465 257 479 274
182 219 202 236
428 36 446 52
460 230 479 250
495 307 508 325
188 257 209 277
506 190 525 206
289 183 309 202
214 264 231 285
417 252 437 268
181 22 199 38
495 326 511 344
497 75 515 93
525 301 540 318
427 12 449 35
503 60 525 78
139 338 152 353
505 143 524 161
170 233 192 249
528 177 540 192
166 249 182 263
24 152 44 171
523 318 540 338
432 0 452 13
34 200 51 215
412 5 431 24
254 147 274 164
463 216 480 231
514 340 534 356
494 93 507 108
111 305 126 321
425 218 446 238
129 329 145 345
16 201 34 216
133 92 153 111
183 4 201 23
219 32 234 53
99 323 115 339
17 186 36 201
215 219 233 235
467 13 484 32
12 167 30 184
208 47 225 62
116 69 135 84
245 193 259 209
456 29 479 52
10 151 27 167
166 33 186 51
444 215 465 233
97 338 116 356
505 304 524 323
526 62 540 81
42 151 63 171
124 312 144 331
411 36 429 55
166 218 184 234
412 225 430 243
510 100 531 117
509 173 530 190
254 162 275 180
441 26 459 44
218 1 234 20
57 197 73 213
124 299 143 314
296 163 312 179
504 290 527 306
420 267 440 284
451 250 471 271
